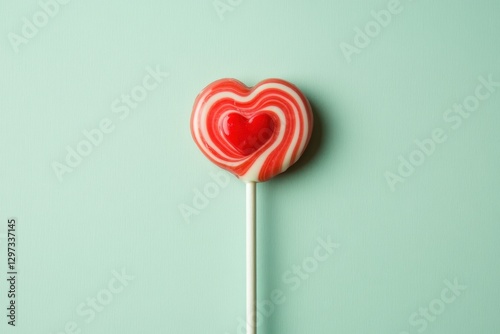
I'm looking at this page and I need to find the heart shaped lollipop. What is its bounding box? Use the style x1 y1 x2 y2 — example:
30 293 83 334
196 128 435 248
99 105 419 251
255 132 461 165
190 78 314 334
191 78 313 182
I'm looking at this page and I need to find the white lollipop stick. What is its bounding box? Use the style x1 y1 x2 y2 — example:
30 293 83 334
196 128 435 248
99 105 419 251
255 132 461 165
246 181 256 334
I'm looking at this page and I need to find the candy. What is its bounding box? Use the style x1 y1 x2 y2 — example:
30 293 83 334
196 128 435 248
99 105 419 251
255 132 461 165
191 78 313 182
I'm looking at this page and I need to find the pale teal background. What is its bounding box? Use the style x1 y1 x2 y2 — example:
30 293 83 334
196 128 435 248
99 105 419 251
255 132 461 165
0 0 499 333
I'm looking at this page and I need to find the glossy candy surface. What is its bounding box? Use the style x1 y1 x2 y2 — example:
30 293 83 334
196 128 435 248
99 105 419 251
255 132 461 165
191 78 313 182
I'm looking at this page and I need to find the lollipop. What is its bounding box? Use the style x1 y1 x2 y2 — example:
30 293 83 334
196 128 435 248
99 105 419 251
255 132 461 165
190 78 313 333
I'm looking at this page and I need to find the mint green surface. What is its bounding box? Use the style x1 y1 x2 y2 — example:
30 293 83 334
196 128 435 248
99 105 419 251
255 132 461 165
1 0 499 333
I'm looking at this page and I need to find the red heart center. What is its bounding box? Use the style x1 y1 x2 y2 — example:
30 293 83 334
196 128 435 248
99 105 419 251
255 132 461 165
222 113 275 156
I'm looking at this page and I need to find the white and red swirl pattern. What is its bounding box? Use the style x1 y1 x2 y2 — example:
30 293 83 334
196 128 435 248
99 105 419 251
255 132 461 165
191 78 313 182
